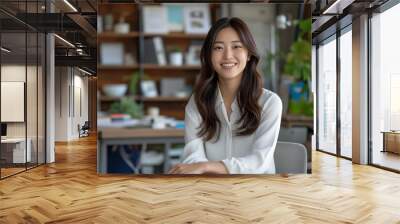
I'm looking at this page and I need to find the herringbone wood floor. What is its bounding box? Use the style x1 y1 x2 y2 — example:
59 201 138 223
1 135 400 223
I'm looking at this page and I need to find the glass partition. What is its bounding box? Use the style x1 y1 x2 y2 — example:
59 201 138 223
1 31 28 177
339 28 352 158
317 36 337 155
370 3 400 171
0 0 46 179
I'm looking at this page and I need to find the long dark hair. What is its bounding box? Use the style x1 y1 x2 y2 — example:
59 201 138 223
193 17 263 141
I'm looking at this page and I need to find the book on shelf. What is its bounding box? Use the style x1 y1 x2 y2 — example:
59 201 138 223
143 5 168 34
160 78 185 97
143 37 167 65
153 37 167 65
143 38 158 64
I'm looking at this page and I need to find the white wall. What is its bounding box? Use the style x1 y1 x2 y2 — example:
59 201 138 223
227 4 277 90
1 65 36 137
55 67 89 141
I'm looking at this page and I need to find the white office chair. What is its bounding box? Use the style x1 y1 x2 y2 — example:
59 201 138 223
274 141 307 174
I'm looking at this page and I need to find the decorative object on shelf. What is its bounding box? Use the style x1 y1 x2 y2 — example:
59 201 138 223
166 4 184 32
160 78 185 96
102 84 128 97
128 71 140 96
148 107 160 118
141 80 158 97
169 46 183 66
97 15 103 33
110 97 143 119
103 14 114 32
143 5 168 34
276 14 293 30
124 53 136 66
184 4 211 34
114 17 130 34
186 41 202 65
110 113 131 122
100 43 124 65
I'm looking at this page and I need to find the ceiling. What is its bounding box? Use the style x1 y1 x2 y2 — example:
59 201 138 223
0 0 97 74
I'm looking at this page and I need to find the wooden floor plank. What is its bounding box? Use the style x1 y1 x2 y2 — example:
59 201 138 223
0 135 399 223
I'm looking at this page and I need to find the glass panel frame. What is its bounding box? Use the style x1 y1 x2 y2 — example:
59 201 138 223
339 26 353 159
317 35 337 155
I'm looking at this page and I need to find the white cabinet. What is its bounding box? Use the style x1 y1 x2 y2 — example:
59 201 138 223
1 138 32 163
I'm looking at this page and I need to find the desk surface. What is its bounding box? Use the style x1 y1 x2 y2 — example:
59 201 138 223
1 138 27 143
381 131 400 134
98 127 184 139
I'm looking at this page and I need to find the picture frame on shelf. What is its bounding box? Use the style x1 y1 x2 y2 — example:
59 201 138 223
166 4 184 32
143 6 168 34
186 42 202 65
141 80 158 97
100 43 124 65
183 5 211 34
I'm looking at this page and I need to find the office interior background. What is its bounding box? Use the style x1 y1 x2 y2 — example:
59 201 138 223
1 0 400 177
313 0 400 172
0 0 97 179
0 0 399 223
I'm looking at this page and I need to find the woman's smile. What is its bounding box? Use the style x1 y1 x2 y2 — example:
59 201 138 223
220 62 237 68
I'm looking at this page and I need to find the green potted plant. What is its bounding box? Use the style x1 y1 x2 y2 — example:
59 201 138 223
110 72 144 119
283 19 313 117
109 97 143 119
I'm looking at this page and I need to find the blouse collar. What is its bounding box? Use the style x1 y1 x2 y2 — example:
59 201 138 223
215 84 240 113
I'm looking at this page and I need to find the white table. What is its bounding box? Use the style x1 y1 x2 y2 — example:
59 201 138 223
97 127 184 174
1 138 31 163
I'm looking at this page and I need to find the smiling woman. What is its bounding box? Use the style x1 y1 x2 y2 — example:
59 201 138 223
169 17 282 175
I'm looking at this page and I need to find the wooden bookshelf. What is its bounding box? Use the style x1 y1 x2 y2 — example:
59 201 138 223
98 32 140 39
142 64 201 70
99 95 189 102
143 33 206 39
98 3 220 119
98 65 139 70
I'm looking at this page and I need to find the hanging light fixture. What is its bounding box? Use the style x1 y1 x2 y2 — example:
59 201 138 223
1 47 11 53
63 0 78 12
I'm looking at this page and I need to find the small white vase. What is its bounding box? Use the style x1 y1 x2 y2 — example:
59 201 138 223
169 52 183 66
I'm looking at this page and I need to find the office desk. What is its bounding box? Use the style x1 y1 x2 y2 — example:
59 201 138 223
381 131 400 154
1 138 31 164
98 127 184 174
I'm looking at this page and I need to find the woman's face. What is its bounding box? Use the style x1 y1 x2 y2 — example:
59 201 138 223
211 27 249 82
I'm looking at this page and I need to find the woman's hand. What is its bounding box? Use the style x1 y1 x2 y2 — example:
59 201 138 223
168 161 229 174
168 162 207 174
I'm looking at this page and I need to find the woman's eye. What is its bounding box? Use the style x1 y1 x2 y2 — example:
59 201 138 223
213 46 223 50
233 45 242 49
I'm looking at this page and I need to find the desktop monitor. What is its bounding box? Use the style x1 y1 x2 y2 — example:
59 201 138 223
1 123 7 137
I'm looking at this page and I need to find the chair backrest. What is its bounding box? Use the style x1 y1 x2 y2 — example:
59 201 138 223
278 127 308 145
82 121 90 129
274 141 307 174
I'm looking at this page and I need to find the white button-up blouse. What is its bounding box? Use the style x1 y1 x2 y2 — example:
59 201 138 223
181 87 282 174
